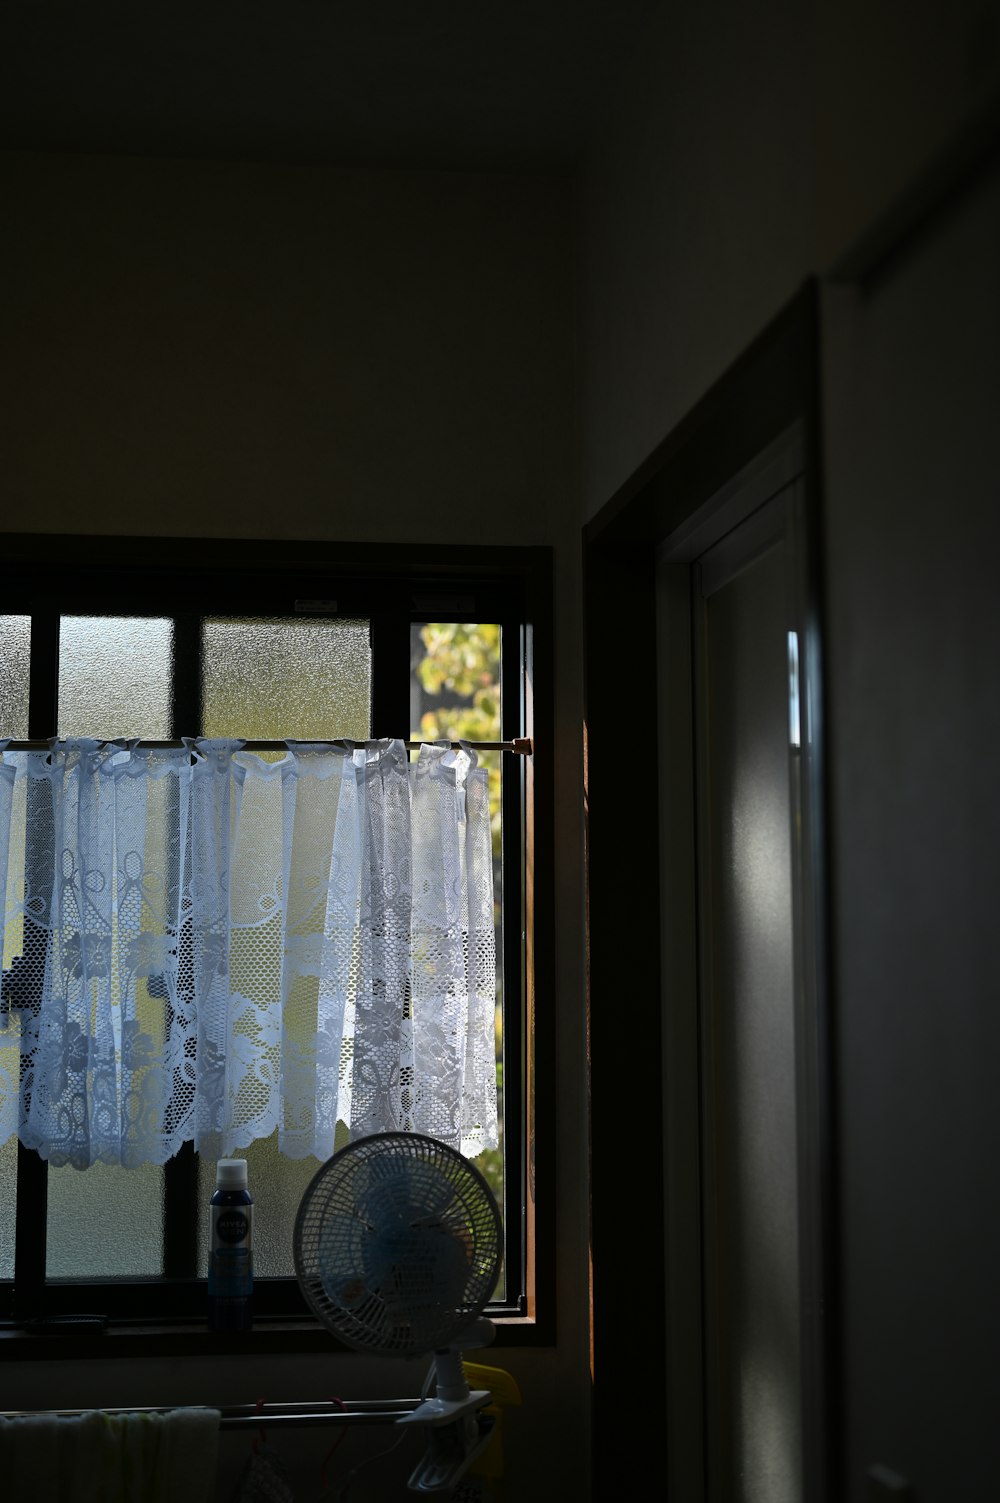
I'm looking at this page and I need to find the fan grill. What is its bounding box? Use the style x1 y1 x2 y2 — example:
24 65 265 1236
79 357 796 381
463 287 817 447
293 1132 503 1357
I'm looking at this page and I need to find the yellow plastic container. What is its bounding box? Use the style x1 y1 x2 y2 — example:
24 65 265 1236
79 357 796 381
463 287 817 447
461 1364 523 1499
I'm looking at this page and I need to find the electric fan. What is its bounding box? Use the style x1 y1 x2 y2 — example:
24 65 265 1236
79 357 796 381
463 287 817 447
293 1131 504 1495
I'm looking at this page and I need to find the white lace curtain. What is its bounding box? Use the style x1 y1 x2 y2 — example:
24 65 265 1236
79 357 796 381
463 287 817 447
0 738 498 1169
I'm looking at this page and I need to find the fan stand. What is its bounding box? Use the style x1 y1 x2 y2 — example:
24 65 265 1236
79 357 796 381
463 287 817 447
398 1318 498 1494
292 1132 506 1495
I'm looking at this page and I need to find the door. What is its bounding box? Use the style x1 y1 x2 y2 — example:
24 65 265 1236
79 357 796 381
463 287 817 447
656 439 828 1502
695 490 802 1501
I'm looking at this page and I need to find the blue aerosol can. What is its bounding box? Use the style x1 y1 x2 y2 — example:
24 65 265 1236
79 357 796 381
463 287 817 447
207 1158 253 1331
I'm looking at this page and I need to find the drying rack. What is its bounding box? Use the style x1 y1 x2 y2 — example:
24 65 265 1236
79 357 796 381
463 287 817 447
0 1399 429 1430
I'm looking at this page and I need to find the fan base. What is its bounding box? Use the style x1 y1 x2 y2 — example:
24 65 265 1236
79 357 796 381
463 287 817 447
407 1409 496 1495
398 1389 491 1428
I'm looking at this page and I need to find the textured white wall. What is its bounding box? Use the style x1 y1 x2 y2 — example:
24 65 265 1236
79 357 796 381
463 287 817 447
3 150 574 546
821 162 1000 1499
577 0 1000 520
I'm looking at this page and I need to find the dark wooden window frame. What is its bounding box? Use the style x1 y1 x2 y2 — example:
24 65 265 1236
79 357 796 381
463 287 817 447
0 536 555 1359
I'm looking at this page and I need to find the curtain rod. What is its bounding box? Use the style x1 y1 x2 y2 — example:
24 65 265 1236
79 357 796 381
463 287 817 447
0 737 532 756
1 1399 439 1430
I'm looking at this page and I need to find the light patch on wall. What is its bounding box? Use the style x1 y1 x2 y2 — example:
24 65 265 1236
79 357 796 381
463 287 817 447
787 631 801 750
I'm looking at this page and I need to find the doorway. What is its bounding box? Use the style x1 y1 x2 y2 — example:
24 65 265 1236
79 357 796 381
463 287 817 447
657 450 811 1501
584 284 833 1503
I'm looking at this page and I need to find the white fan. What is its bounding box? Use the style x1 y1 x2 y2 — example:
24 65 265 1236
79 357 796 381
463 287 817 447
293 1131 504 1494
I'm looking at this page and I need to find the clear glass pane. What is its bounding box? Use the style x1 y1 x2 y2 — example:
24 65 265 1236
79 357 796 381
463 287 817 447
0 1126 16 1276
410 622 504 1290
197 1134 331 1278
201 618 371 741
58 617 174 738
46 1162 165 1277
0 615 31 739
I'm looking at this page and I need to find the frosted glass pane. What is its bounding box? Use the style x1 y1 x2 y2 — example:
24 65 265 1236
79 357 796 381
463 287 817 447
46 1162 165 1277
201 618 370 740
0 615 31 738
58 617 173 739
197 1134 331 1277
0 1129 15 1276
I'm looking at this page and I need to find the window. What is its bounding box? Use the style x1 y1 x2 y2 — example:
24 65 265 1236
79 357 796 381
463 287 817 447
0 536 550 1346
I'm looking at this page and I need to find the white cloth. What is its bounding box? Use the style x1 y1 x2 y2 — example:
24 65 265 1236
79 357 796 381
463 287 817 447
0 739 497 1167
0 1407 221 1503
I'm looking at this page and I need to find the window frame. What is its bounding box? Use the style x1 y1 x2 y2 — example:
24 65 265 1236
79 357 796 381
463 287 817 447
0 533 554 1357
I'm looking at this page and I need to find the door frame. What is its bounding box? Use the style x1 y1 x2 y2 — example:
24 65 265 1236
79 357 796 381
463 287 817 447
583 281 837 1501
662 444 822 1499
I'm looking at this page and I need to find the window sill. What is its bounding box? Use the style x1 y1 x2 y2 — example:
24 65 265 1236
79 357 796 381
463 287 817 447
0 1313 544 1361
0 1318 337 1361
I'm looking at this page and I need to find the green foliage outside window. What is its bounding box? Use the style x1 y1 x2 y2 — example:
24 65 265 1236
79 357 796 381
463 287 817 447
413 623 503 1207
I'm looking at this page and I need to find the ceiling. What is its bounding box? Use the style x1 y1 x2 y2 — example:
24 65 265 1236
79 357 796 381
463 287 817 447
0 1 653 172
